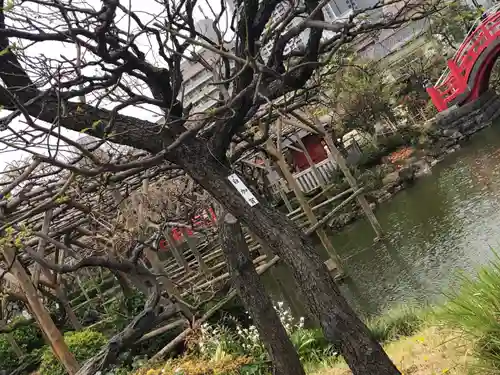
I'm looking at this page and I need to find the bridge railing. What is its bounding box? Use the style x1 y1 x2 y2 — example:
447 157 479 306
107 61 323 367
429 4 500 111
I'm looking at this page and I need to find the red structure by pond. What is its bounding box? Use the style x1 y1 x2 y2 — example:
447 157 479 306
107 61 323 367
291 134 329 172
427 5 500 112
159 207 217 250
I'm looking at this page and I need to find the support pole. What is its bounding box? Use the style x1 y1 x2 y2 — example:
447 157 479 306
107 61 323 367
6 334 23 358
264 157 293 213
31 210 82 329
3 247 80 375
181 227 209 275
165 231 191 273
144 248 193 319
0 300 24 358
265 137 343 273
313 120 383 239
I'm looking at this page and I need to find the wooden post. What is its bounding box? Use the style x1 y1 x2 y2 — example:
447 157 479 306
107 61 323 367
53 286 82 330
294 134 326 187
181 228 209 275
144 248 193 319
0 299 23 358
165 231 191 273
32 209 53 287
313 121 383 239
265 137 343 273
249 231 274 259
6 334 23 358
264 157 293 213
3 247 80 374
29 211 82 329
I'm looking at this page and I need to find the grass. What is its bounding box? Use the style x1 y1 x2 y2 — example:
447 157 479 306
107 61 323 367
311 326 478 375
314 255 500 375
366 305 430 343
433 255 500 373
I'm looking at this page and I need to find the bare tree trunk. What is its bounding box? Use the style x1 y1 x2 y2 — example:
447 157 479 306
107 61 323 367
219 212 305 375
175 141 400 375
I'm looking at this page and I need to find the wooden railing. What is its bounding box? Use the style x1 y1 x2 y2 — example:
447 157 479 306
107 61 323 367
269 158 338 198
293 158 337 193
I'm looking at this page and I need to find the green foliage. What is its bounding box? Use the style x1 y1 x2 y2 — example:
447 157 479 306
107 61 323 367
427 0 483 50
194 303 336 375
324 61 397 133
290 327 336 363
107 291 146 331
39 330 107 375
434 254 500 371
367 306 427 343
0 318 45 373
8 317 44 351
0 334 20 373
357 145 388 169
354 167 385 192
377 133 407 151
130 355 254 375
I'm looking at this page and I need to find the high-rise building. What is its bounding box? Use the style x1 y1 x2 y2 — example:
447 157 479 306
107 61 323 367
195 19 219 43
178 42 234 113
177 0 418 113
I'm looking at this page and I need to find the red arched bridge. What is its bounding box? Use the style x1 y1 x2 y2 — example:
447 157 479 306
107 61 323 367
427 5 500 112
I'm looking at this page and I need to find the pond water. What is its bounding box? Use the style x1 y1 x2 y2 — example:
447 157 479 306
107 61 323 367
264 121 500 319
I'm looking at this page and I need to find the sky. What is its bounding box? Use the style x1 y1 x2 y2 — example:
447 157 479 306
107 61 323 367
0 0 229 171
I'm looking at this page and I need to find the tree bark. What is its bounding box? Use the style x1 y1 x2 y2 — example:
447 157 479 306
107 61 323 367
174 140 400 375
219 212 305 375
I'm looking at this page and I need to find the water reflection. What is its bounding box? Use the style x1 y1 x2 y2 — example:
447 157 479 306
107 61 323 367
264 123 500 318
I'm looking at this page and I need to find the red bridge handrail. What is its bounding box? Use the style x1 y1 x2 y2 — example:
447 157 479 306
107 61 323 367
428 5 500 111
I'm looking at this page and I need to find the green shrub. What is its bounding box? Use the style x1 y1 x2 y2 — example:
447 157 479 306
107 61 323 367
357 145 388 169
377 133 406 152
10 317 45 351
290 327 336 363
39 330 107 375
0 334 19 373
0 318 45 373
435 256 500 370
367 305 427 343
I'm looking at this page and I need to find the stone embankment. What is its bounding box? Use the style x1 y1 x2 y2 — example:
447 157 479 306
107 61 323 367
327 90 500 230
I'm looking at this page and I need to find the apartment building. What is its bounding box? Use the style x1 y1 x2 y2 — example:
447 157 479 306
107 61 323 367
180 0 353 112
179 0 420 113
179 45 232 113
